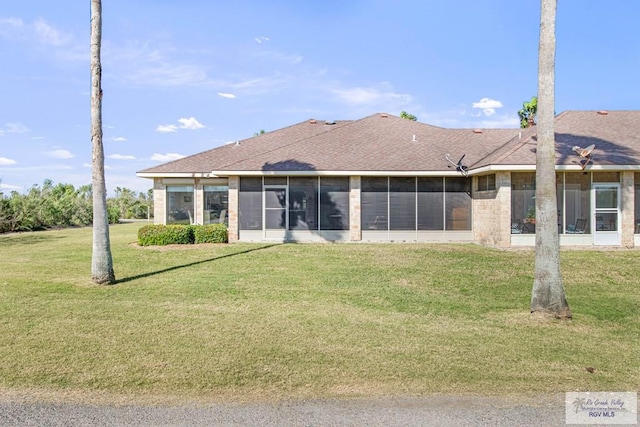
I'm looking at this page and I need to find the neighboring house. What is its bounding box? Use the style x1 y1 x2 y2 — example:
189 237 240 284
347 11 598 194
137 111 640 247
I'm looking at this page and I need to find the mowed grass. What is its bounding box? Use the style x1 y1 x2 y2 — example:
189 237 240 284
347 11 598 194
0 222 638 403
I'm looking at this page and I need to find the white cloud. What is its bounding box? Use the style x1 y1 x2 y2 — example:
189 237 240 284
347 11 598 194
218 92 236 99
45 149 74 159
33 18 69 46
255 36 270 44
471 97 504 117
31 136 45 140
0 182 21 191
108 154 136 160
0 17 83 62
0 157 17 165
4 122 29 134
332 84 411 107
156 124 178 133
0 17 23 27
151 153 185 162
111 136 127 142
178 117 205 130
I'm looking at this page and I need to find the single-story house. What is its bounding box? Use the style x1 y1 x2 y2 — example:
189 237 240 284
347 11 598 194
137 110 640 247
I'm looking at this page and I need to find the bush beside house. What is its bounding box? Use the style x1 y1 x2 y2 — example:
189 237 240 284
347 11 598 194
137 224 228 246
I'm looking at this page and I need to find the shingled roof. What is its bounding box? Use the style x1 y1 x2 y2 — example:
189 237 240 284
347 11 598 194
137 110 640 177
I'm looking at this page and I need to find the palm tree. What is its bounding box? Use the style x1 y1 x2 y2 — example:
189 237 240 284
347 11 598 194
530 0 570 317
90 0 115 284
518 96 538 128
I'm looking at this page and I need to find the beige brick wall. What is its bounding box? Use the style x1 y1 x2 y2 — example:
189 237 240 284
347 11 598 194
153 178 166 225
349 176 361 241
473 172 511 247
621 171 634 247
228 176 239 242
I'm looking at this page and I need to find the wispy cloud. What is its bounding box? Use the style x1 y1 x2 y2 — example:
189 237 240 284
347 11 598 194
108 154 136 160
33 18 70 46
44 149 74 159
151 153 185 162
2 122 30 134
178 117 205 130
330 83 414 117
255 36 270 44
472 97 504 117
218 92 236 99
110 136 127 142
157 117 205 132
0 182 21 191
0 17 85 62
0 157 17 165
156 124 178 133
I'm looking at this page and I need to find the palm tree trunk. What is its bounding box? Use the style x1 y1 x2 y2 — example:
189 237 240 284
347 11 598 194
531 0 570 317
90 0 115 285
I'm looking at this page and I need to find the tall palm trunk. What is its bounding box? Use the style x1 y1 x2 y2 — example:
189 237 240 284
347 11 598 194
531 0 570 317
90 0 115 284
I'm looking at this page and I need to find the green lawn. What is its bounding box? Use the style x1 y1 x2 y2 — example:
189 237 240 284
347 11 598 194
0 222 638 403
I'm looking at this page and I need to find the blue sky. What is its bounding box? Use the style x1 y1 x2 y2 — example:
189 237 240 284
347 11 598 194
1 1 638 194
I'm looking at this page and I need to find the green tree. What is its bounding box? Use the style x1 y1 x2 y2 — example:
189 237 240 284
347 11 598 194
400 111 417 121
518 96 538 128
90 0 115 285
530 0 570 318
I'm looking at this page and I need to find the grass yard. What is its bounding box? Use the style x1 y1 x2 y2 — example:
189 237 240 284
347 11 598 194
0 222 638 404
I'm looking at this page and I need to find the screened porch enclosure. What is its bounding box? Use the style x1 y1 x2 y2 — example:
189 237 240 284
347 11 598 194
238 176 350 241
361 176 473 242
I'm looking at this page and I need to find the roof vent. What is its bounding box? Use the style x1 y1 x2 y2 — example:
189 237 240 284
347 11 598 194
412 134 417 142
472 129 483 134
597 110 609 116
380 113 388 118
309 119 317 124
325 120 336 125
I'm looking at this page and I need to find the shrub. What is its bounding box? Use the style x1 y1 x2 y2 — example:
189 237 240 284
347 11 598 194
137 225 195 246
108 205 121 224
193 224 228 244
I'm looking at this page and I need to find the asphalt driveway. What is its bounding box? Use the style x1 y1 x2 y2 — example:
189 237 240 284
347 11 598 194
0 395 584 427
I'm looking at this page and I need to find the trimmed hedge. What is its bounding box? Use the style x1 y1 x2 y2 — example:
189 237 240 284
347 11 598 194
194 224 228 244
137 224 228 246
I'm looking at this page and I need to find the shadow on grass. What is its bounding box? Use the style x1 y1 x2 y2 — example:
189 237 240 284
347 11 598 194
0 233 66 246
115 244 280 285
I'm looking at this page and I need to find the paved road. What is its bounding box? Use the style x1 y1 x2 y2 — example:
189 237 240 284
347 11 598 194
0 395 589 427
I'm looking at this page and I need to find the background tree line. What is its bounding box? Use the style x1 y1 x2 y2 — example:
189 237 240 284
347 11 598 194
0 179 153 233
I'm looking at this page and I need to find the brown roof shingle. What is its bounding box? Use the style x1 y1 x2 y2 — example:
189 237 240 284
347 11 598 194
137 110 640 177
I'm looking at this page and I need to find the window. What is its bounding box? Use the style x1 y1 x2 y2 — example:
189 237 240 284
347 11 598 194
204 185 228 225
389 177 416 230
320 177 349 230
166 185 194 224
289 178 317 230
362 177 388 230
362 176 471 232
239 177 262 230
417 177 444 230
511 173 536 233
445 177 472 230
477 174 496 191
564 173 590 234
